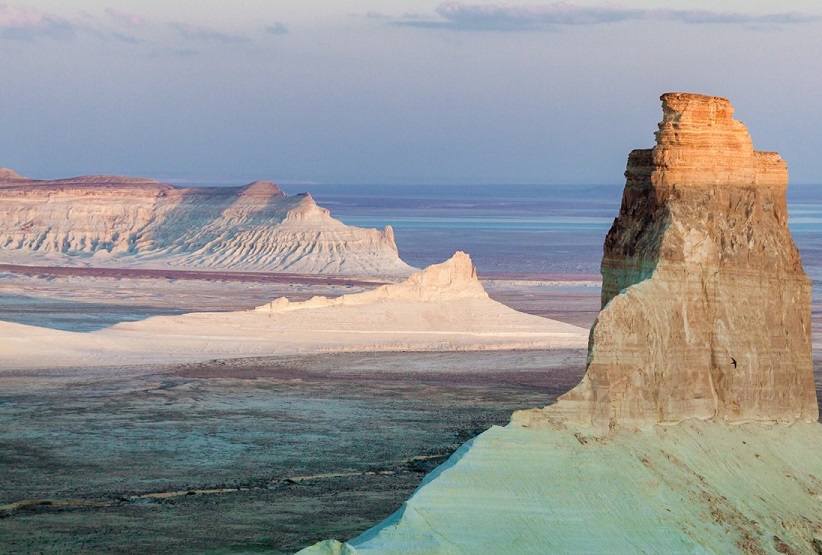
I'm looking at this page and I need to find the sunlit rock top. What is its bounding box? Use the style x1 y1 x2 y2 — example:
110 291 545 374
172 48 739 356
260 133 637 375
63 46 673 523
515 92 817 430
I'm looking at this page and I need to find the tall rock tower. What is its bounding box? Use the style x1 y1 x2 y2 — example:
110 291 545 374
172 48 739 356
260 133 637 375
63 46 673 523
517 92 818 430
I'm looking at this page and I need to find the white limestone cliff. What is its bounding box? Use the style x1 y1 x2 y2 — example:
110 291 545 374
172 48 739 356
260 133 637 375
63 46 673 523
0 172 414 276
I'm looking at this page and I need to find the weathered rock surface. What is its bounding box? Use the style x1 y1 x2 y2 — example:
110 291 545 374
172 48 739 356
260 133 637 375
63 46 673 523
297 94 822 555
300 421 822 555
515 92 817 429
0 172 414 276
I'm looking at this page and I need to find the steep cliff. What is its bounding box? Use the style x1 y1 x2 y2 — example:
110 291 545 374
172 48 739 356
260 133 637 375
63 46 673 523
296 93 822 555
514 92 817 429
0 173 413 276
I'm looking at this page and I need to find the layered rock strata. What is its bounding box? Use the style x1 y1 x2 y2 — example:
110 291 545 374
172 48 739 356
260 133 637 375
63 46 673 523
0 173 413 276
515 92 817 429
297 93 822 555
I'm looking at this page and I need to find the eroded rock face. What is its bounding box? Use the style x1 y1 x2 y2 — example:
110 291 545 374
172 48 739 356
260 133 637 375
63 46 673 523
515 92 817 429
0 173 413 276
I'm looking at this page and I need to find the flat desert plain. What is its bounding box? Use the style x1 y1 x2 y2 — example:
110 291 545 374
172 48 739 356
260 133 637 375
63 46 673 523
1 265 820 553
0 266 596 553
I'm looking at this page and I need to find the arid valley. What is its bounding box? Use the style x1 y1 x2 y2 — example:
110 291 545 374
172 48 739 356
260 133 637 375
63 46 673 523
0 253 598 553
4 3 822 552
5 91 822 554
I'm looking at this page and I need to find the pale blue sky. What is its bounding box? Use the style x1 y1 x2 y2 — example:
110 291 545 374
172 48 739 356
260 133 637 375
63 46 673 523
1 1 821 184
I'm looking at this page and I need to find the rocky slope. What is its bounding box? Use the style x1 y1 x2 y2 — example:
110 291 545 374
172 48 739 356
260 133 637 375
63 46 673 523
298 93 822 555
0 172 413 276
305 421 822 555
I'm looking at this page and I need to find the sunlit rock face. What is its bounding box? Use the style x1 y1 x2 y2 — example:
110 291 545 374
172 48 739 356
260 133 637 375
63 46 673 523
0 174 413 276
296 93 822 555
516 92 818 429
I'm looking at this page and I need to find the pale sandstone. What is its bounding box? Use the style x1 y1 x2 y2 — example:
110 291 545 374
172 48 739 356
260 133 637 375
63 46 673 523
0 173 413 276
515 92 818 429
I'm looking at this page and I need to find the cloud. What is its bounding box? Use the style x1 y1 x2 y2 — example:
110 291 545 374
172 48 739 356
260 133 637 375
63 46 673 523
0 5 257 47
264 22 288 35
0 3 76 40
365 11 391 20
170 22 250 43
111 32 143 44
393 2 821 31
105 8 144 28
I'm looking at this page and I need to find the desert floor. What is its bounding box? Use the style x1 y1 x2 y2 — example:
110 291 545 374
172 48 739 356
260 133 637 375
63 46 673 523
0 268 819 554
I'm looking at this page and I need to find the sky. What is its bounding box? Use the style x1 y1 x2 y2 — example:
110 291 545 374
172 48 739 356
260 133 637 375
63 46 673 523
1 1 821 185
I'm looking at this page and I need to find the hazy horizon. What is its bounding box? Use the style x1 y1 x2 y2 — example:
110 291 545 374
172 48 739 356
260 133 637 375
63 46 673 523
3 1 822 185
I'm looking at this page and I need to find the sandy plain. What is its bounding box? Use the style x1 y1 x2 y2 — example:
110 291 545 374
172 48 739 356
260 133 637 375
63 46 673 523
0 266 597 553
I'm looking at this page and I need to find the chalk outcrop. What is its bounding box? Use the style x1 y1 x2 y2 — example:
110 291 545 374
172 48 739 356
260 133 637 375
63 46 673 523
0 172 413 276
0 252 588 369
256 251 487 313
515 92 818 429
302 421 822 555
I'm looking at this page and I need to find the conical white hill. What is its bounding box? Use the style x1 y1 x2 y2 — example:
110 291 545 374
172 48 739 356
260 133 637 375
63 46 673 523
256 251 487 313
0 252 588 369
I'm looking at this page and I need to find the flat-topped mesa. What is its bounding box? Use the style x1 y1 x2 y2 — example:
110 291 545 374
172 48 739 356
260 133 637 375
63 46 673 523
239 180 285 198
514 92 817 431
0 172 415 276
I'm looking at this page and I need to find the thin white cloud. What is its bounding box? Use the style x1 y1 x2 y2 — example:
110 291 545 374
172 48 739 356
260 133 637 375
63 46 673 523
170 22 250 44
1 4 273 46
393 2 821 31
0 3 76 40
